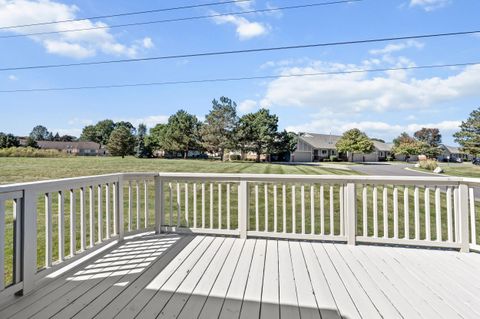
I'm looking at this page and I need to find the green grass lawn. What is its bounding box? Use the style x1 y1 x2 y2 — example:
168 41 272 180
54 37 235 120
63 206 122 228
0 157 357 185
413 163 480 178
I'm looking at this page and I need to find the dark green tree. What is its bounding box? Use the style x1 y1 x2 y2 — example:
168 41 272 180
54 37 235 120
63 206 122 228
236 108 278 162
135 123 151 158
80 120 115 144
163 110 202 158
200 96 239 161
25 137 38 148
80 125 98 142
29 125 50 141
336 128 374 162
0 133 20 148
272 130 297 161
107 126 135 158
454 107 480 157
147 124 168 153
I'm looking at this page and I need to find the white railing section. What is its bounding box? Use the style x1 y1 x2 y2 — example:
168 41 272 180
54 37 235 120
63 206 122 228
0 172 479 300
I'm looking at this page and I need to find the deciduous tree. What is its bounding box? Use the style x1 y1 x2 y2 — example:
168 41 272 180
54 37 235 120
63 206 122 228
29 125 50 141
107 126 135 158
336 129 374 162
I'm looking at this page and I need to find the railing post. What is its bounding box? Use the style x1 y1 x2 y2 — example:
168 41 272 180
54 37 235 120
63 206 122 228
117 176 124 241
458 183 470 253
238 180 249 239
154 175 164 234
346 182 357 245
22 189 37 294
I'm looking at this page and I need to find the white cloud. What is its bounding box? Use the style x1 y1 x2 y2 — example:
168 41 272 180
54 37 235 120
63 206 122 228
0 0 154 59
257 61 480 113
8 74 18 81
235 0 255 10
116 115 169 129
286 118 461 141
369 40 424 56
238 99 258 113
212 13 269 40
409 0 451 11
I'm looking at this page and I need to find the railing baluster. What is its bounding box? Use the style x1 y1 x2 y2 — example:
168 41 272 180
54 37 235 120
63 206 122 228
320 185 325 235
113 182 117 236
447 187 453 242
58 191 65 261
373 186 378 238
136 181 140 230
144 181 148 228
292 185 296 233
329 185 334 236
310 185 315 234
265 184 269 232
128 182 133 231
454 187 460 242
177 182 181 228
274 184 278 233
80 187 86 251
425 186 431 241
210 183 213 229
218 183 222 229
393 186 399 239
404 186 409 239
255 184 259 231
97 185 103 242
282 184 287 233
70 189 76 256
193 183 197 228
89 186 95 247
340 185 344 236
362 185 367 237
13 198 22 284
469 187 476 246
227 183 231 230
0 200 4 290
169 182 173 226
383 187 388 238
301 185 305 234
185 183 189 228
435 187 442 241
45 193 52 268
414 186 420 240
105 183 110 239
202 182 205 228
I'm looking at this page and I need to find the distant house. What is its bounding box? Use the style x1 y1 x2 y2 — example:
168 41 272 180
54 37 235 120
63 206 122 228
35 141 106 156
291 133 393 162
437 144 473 162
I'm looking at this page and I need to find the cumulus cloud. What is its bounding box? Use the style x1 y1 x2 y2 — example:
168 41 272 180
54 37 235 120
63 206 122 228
258 61 480 113
238 99 258 113
369 40 424 56
409 0 451 11
286 118 461 141
211 12 269 40
0 0 154 59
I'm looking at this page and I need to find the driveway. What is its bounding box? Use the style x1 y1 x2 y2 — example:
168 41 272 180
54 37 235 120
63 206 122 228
349 163 445 177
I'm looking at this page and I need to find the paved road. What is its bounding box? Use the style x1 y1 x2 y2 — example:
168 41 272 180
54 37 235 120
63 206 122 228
348 163 444 177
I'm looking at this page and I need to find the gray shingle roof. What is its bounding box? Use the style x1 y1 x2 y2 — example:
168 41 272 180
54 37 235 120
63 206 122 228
299 133 392 151
37 141 102 150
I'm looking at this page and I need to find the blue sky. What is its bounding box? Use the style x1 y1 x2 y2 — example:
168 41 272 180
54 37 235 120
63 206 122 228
0 0 479 145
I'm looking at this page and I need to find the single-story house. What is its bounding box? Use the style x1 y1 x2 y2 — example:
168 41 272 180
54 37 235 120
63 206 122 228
437 144 473 162
291 133 393 162
36 141 106 156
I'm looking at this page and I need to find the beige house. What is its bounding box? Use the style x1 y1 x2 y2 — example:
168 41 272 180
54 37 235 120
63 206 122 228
291 133 393 162
36 141 106 156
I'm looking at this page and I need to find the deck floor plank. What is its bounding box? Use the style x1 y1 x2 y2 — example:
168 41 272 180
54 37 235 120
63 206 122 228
259 240 280 319
178 239 244 319
217 239 256 319
2 234 480 319
277 240 300 319
135 236 218 319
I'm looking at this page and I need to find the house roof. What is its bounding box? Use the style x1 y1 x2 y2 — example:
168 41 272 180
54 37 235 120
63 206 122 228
299 133 393 152
298 133 341 149
440 144 462 154
37 141 102 150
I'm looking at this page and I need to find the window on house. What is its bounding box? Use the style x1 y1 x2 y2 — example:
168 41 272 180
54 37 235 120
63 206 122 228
322 150 327 155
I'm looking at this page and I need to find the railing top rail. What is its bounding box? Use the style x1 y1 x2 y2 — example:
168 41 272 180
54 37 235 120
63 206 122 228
1 172 479 194
0 173 123 194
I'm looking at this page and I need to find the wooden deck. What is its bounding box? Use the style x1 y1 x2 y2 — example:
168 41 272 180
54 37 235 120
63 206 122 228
1 233 480 319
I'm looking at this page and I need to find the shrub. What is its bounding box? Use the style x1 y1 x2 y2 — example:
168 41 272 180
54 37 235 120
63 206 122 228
329 155 338 162
229 154 241 161
0 147 70 158
419 159 438 171
386 156 393 161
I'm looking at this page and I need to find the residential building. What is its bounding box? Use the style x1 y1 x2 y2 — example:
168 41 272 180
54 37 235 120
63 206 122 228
437 144 473 162
35 141 106 156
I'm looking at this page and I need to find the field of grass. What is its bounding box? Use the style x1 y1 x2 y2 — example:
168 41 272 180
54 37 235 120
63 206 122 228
0 157 356 185
413 163 480 178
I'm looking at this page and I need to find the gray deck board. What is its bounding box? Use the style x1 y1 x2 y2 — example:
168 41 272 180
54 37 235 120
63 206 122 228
1 234 480 319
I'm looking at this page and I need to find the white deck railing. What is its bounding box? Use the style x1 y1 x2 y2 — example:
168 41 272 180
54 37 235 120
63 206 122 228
0 172 479 300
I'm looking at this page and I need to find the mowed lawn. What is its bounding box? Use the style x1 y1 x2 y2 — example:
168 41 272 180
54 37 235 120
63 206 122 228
440 163 480 178
0 157 356 185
